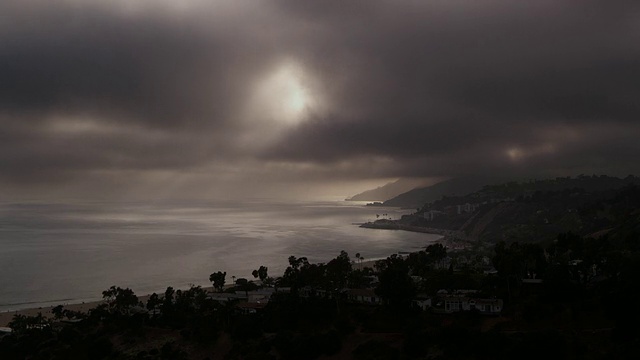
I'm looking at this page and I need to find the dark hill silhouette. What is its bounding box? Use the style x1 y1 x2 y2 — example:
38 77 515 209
382 176 507 208
346 178 427 201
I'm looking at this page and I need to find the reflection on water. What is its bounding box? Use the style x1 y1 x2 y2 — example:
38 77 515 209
0 200 441 311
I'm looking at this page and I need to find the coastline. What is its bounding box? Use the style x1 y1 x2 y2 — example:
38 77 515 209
1 220 450 328
359 220 453 235
1 240 455 328
359 220 469 250
2 255 419 328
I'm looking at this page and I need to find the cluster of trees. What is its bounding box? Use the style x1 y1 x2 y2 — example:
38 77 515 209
492 232 640 344
493 232 632 299
278 251 356 294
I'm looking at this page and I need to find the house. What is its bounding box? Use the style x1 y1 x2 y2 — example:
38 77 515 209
457 203 480 214
347 289 381 305
207 293 247 303
236 302 267 315
434 290 502 315
243 288 275 303
412 294 432 311
299 286 316 298
469 298 503 315
299 286 349 300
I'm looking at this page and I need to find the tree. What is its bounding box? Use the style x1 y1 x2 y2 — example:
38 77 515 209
102 286 139 313
492 242 525 301
162 286 175 312
235 278 257 297
252 265 269 284
51 305 65 320
288 256 309 271
209 271 227 292
426 243 447 268
8 312 50 335
521 243 547 279
146 293 161 316
349 268 374 289
281 256 310 292
326 250 352 290
375 254 416 308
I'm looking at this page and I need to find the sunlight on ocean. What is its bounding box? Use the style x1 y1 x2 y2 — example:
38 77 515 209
0 200 441 311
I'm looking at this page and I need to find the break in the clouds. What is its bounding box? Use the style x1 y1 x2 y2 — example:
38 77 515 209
1 0 639 200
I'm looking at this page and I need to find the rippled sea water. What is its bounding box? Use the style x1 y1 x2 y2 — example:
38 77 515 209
0 200 441 311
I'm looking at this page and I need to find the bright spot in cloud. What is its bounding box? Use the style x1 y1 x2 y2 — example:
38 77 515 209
506 148 524 161
284 78 306 115
250 61 317 126
506 143 557 162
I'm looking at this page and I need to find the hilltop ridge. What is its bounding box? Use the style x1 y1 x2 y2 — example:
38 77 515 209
381 176 506 208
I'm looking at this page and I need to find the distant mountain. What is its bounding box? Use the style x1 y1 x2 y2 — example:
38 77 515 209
383 176 504 208
346 178 427 201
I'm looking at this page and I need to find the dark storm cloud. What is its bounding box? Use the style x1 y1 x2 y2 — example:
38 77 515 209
0 1 280 184
1 0 639 196
264 0 640 177
0 2 253 127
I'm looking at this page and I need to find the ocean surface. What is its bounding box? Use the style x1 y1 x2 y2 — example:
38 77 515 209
0 200 441 312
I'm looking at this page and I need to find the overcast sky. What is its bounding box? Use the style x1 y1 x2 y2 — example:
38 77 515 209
1 0 639 201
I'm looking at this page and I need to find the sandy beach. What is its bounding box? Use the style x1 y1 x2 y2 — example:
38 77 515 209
0 293 161 327
0 289 208 327
0 300 105 328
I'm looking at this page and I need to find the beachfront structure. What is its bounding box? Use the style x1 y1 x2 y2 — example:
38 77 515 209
435 290 503 315
347 289 381 305
207 293 247 303
457 203 480 214
245 288 275 303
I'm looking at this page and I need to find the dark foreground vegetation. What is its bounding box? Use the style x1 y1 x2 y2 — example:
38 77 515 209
2 232 639 359
2 178 639 359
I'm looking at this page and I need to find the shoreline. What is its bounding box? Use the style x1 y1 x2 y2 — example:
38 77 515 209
0 299 106 328
359 221 470 249
1 227 449 329
360 220 454 236
0 287 213 328
1 254 419 328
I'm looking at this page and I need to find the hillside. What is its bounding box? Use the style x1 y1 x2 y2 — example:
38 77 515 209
382 176 505 208
346 178 426 201
397 175 640 244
